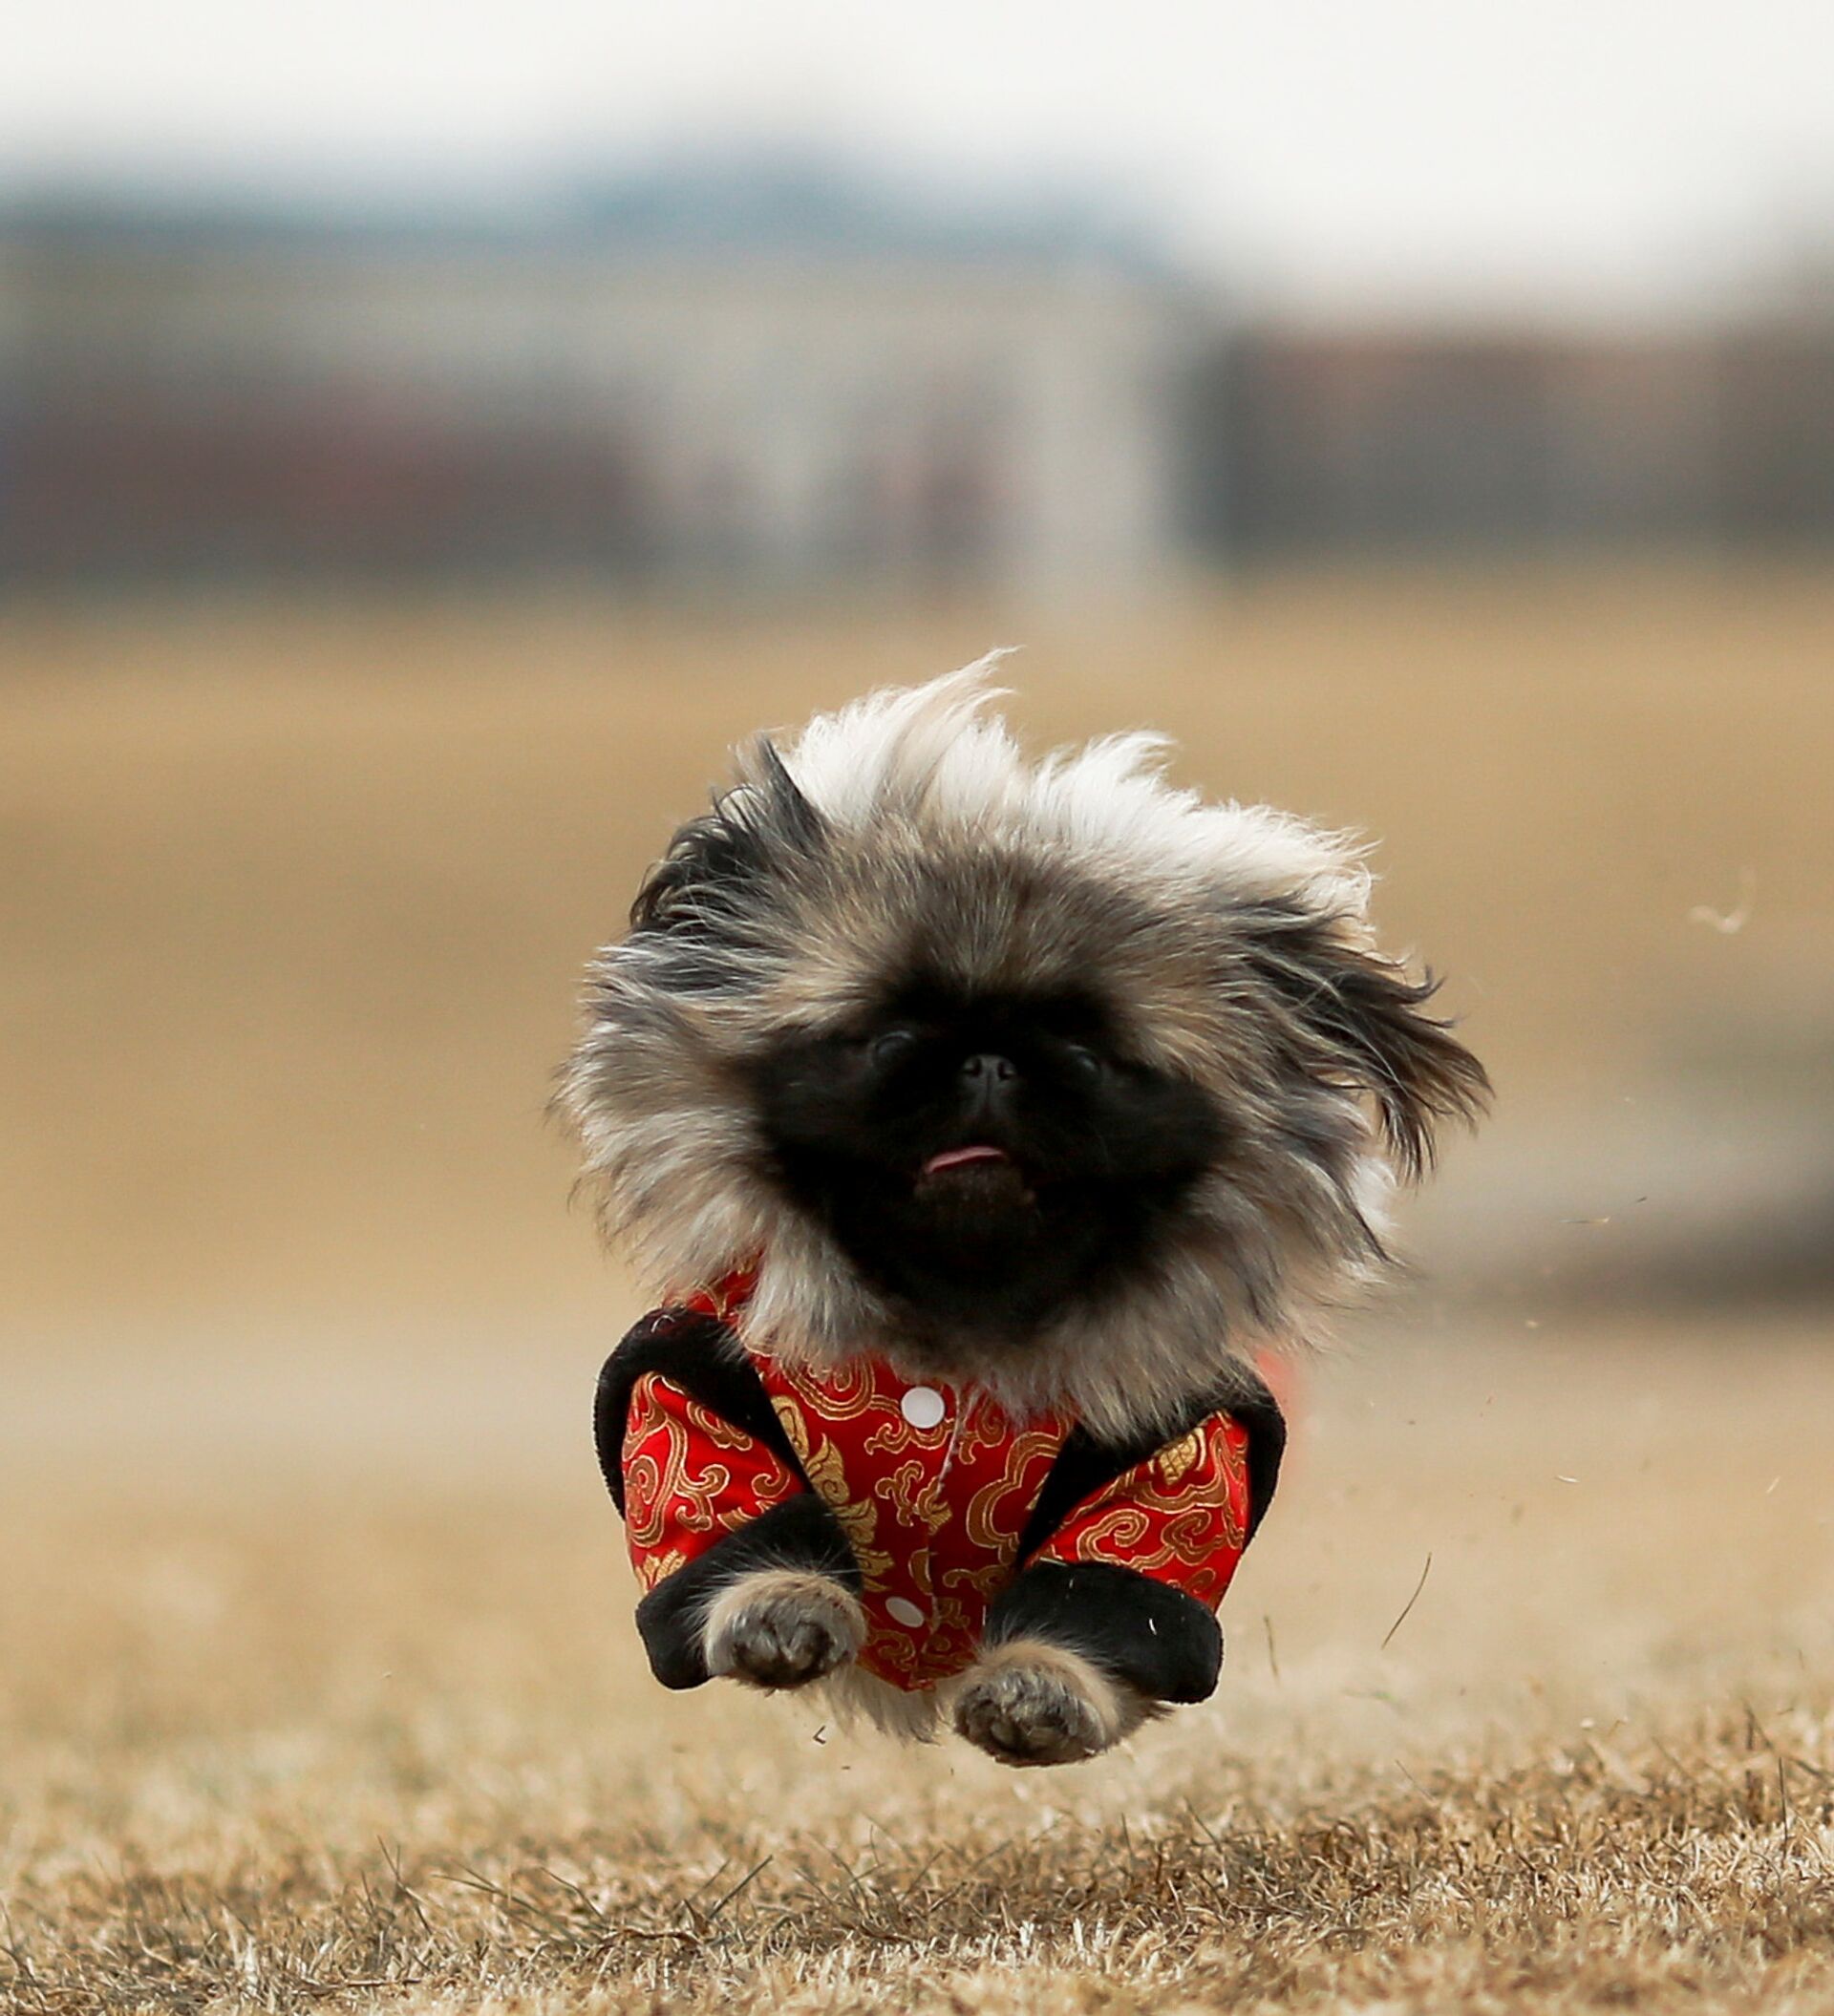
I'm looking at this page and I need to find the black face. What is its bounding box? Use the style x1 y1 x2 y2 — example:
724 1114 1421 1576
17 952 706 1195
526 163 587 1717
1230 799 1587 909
749 980 1224 1339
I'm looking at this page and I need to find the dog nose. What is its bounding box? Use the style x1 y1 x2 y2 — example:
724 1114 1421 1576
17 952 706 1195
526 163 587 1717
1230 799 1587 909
961 1053 1017 1104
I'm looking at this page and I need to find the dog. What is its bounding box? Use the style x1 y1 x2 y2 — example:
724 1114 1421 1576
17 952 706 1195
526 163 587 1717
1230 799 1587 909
559 662 1486 1764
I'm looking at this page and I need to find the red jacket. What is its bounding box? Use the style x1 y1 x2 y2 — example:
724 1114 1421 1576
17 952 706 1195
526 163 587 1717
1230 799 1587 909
597 1275 1285 1700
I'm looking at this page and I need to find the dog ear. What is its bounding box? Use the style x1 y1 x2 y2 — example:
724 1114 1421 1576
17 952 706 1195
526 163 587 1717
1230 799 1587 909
1239 902 1490 1180
629 737 825 975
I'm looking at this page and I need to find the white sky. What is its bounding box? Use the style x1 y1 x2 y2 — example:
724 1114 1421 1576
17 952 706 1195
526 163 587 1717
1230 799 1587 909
6 0 1834 320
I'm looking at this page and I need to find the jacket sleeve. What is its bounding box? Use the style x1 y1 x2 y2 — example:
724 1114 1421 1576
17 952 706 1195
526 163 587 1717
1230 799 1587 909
595 1308 860 1688
619 1368 806 1591
986 1403 1269 1705
1029 1411 1253 1609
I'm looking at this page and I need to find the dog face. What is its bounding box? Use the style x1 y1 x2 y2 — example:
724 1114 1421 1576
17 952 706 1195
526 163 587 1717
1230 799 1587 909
749 976 1225 1337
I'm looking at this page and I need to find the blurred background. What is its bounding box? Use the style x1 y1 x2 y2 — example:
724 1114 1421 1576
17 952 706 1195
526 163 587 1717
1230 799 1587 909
3 1 1832 1451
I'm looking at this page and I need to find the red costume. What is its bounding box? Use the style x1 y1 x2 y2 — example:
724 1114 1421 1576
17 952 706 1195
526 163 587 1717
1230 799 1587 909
597 1275 1285 1702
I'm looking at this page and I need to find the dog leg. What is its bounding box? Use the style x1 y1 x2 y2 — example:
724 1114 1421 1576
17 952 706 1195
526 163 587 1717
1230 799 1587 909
702 1568 864 1690
952 1639 1157 1767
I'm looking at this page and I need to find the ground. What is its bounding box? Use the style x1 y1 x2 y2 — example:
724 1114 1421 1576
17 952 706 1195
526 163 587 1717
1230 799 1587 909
5 1317 1831 2013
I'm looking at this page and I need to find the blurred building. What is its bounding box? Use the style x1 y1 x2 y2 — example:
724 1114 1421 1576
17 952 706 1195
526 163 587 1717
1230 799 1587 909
1195 320 1834 557
0 166 1199 596
1 164 1831 591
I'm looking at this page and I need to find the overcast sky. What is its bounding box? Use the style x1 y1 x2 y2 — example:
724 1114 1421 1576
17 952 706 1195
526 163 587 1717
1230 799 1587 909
7 1 1834 320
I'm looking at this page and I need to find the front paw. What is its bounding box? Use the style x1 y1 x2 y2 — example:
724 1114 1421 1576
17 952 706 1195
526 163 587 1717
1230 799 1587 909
953 1642 1146 1767
702 1570 864 1690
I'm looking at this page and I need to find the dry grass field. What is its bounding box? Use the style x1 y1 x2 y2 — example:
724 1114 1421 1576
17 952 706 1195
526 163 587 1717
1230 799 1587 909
4 565 1833 2011
5 1319 1832 2014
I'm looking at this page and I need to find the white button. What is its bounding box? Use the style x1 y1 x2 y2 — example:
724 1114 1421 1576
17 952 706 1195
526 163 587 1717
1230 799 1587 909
885 1597 927 1628
900 1386 946 1430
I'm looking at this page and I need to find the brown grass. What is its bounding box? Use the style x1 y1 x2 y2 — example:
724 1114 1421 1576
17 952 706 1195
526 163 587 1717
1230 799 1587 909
5 1318 1832 2013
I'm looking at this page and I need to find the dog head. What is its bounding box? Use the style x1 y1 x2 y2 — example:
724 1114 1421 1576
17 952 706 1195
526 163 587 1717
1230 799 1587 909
559 662 1487 1433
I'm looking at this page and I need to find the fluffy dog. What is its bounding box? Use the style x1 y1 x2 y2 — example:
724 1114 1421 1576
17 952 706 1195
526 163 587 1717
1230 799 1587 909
560 663 1485 1764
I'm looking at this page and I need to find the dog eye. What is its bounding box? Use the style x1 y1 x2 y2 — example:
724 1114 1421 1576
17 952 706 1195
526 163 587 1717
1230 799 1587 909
1062 1043 1106 1080
869 1029 920 1066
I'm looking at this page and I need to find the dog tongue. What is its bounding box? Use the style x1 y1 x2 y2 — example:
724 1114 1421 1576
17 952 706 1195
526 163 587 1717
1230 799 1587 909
922 1144 1010 1176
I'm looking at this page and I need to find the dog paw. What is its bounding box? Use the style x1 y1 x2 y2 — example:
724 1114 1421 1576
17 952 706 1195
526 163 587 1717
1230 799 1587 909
703 1571 864 1690
953 1643 1139 1767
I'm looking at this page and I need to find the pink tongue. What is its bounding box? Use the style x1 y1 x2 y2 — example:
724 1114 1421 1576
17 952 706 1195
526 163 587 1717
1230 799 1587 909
922 1144 1010 1176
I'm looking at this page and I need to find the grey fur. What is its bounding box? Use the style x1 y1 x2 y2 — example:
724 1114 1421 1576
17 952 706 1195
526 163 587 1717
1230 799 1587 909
558 662 1487 1440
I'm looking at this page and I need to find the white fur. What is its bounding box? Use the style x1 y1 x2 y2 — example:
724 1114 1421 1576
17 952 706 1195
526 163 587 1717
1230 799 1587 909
781 658 1368 918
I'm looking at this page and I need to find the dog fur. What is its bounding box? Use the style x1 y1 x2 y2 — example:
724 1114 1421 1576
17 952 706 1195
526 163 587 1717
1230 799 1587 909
560 659 1487 1444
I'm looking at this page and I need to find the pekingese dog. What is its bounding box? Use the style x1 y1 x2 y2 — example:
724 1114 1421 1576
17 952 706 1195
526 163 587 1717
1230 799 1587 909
560 663 1486 1765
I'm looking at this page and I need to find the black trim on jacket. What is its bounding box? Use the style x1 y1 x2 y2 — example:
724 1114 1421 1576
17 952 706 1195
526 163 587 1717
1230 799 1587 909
593 1307 804 1514
985 1559 1225 1703
1015 1361 1288 1562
